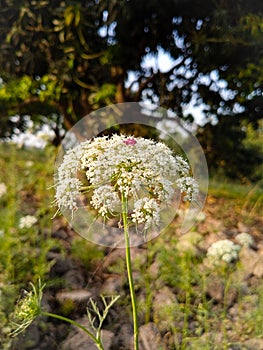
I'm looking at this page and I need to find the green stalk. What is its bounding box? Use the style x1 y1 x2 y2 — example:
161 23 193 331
41 311 104 350
121 193 139 350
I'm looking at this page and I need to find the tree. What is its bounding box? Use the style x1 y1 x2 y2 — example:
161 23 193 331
0 0 262 177
0 0 110 137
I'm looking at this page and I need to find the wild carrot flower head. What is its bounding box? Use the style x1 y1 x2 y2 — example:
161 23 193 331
54 134 198 238
18 215 37 229
236 232 254 247
207 239 241 265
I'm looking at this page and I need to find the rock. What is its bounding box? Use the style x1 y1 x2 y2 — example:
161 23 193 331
100 275 123 294
237 222 250 233
149 260 160 279
17 322 40 349
62 329 114 350
200 232 225 251
56 289 92 304
257 241 263 252
101 249 125 271
56 289 92 302
101 247 146 271
201 217 225 235
138 323 162 350
131 247 147 266
243 338 263 350
33 322 69 350
176 232 203 256
119 322 164 350
206 273 237 306
206 274 224 302
238 247 259 278
48 252 86 289
50 255 73 275
224 228 239 238
153 286 176 308
61 317 114 350
63 268 86 289
253 256 263 278
52 229 68 240
112 323 133 349
152 286 179 332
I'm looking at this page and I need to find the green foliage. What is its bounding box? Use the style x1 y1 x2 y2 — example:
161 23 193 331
71 237 104 271
0 143 62 349
88 83 117 108
209 176 263 219
247 285 263 337
198 118 263 182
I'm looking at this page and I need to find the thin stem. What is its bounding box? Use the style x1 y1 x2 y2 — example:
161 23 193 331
41 311 104 350
121 193 139 350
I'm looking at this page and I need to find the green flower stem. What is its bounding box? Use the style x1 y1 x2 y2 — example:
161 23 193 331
121 193 139 350
41 311 104 350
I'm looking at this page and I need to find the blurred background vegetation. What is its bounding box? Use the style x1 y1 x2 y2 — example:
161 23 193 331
0 0 262 181
0 2 263 349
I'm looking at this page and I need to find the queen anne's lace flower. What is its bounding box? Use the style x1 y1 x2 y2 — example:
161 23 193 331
131 198 160 230
236 232 254 247
19 215 37 229
91 185 121 217
54 134 198 231
207 239 241 265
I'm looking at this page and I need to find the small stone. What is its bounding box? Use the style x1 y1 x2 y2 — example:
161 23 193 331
152 286 179 332
206 274 224 302
56 289 92 304
138 323 162 350
206 273 237 307
101 249 125 270
100 275 123 294
237 222 250 233
62 330 113 350
113 323 133 349
239 247 259 278
50 256 73 275
149 260 160 279
253 256 263 278
243 338 263 350
52 229 68 240
63 268 86 289
176 232 203 256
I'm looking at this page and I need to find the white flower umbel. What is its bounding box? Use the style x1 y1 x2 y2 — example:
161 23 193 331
131 197 160 230
54 134 198 232
236 232 254 247
18 215 37 229
207 239 241 265
0 182 7 198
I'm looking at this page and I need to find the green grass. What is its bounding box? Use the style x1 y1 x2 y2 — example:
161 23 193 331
209 176 263 201
0 143 62 349
208 176 263 221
